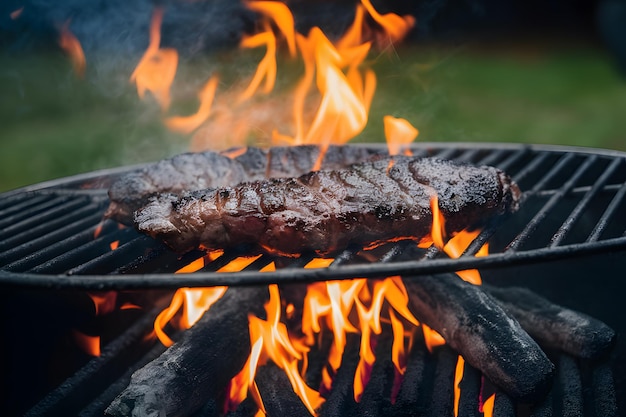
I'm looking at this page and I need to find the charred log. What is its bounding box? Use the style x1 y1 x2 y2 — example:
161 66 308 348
135 157 520 255
402 273 555 403
484 286 616 360
106 145 382 225
255 362 312 417
105 286 268 417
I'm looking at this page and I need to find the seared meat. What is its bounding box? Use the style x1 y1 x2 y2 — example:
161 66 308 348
135 157 520 255
106 145 383 225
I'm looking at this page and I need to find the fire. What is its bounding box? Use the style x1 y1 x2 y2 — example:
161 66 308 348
58 21 86 78
482 393 496 416
229 285 323 415
130 7 178 111
118 1 499 414
165 75 219 134
454 355 465 416
384 115 418 156
72 331 101 357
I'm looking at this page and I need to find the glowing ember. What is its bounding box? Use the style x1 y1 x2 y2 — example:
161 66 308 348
73 331 101 357
130 7 178 111
58 21 86 78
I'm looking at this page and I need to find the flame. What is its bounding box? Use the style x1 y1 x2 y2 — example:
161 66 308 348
245 1 297 57
482 393 496 416
109 240 119 251
453 355 465 417
430 195 446 249
88 291 117 316
126 1 502 413
58 21 86 78
165 75 219 134
421 323 446 353
73 331 101 357
384 115 418 156
229 284 324 415
444 230 488 285
359 0 416 45
130 7 178 111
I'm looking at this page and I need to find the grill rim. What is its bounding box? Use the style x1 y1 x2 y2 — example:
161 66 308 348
2 142 626 290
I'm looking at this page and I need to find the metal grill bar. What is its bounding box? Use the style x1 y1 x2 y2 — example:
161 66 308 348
1 212 109 270
0 202 102 251
506 155 597 252
549 157 623 247
588 180 626 242
26 225 130 274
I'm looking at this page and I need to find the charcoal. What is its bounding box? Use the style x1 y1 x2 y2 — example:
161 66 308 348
403 273 555 403
255 362 312 417
105 286 268 417
319 334 361 417
484 286 616 360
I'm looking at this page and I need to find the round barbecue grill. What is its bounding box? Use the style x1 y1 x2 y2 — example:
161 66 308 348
1 142 625 417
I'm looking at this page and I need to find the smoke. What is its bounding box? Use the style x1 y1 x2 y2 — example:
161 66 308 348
1 0 250 56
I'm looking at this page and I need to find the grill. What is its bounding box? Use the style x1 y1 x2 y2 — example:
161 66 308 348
1 142 624 416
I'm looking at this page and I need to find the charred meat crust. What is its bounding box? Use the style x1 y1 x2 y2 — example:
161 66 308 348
106 145 384 224
134 157 520 255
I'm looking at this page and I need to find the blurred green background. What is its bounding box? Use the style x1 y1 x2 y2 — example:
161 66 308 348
1 39 625 193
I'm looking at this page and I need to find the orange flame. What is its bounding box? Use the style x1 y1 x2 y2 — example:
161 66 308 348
73 331 101 357
130 7 178 111
430 195 446 249
453 355 465 417
245 1 297 57
58 22 86 78
88 291 117 316
229 284 324 415
359 0 416 45
482 393 496 416
422 323 446 353
165 75 219 134
384 115 418 156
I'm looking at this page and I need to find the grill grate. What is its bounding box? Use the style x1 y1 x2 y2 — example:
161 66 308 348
1 143 626 289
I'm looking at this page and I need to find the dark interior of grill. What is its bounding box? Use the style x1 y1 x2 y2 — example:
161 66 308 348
1 143 625 417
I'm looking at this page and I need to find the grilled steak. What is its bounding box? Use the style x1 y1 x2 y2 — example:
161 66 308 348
135 157 520 255
106 145 383 225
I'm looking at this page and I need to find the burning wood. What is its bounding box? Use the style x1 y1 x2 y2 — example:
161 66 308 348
402 273 555 403
105 286 268 417
105 145 383 225
484 285 616 359
134 156 520 255
105 273 617 417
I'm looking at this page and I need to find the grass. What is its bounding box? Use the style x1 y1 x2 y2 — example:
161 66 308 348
1 40 625 192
